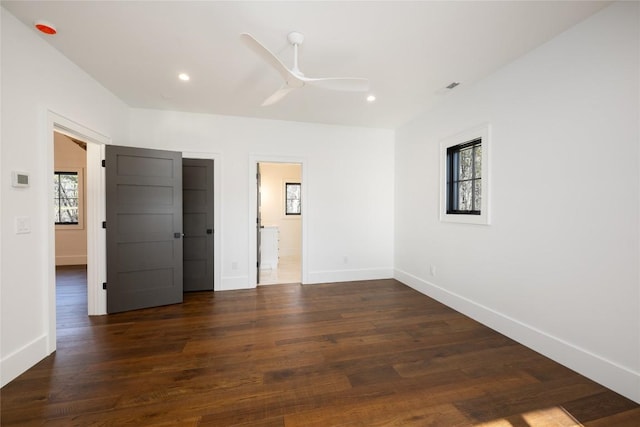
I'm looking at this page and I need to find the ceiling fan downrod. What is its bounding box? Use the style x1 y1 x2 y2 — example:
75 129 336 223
288 31 304 76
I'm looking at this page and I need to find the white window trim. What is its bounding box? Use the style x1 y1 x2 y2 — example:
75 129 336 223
440 123 491 225
54 166 85 230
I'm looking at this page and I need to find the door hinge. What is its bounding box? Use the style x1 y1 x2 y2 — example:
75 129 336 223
102 282 107 290
101 159 106 167
256 262 259 268
102 221 106 229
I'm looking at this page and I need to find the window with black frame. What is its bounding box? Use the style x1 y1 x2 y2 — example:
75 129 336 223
285 182 301 215
446 138 482 215
54 171 79 224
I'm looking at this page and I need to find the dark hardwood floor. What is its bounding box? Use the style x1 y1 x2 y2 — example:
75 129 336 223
1 266 638 426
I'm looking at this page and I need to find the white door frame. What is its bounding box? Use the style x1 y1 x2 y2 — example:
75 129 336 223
46 111 109 353
248 155 308 286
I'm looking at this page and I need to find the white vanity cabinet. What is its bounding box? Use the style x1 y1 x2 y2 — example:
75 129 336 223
260 226 279 270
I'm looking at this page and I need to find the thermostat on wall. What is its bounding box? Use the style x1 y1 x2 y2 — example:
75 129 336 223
12 171 29 188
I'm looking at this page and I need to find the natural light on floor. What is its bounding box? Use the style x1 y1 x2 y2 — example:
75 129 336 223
475 406 583 426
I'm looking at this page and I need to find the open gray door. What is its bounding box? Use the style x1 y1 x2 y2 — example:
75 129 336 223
105 145 183 313
183 158 214 292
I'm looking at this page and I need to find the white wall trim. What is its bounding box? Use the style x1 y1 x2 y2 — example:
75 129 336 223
182 151 222 292
249 155 308 287
0 335 48 387
220 276 252 291
394 268 640 403
307 268 393 285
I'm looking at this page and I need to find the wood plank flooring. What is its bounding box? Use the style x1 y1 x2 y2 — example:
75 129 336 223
1 265 638 426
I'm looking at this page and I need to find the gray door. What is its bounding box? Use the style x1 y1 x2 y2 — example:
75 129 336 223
106 145 183 313
183 159 214 292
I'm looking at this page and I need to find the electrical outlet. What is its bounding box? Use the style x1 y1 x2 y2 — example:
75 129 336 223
430 265 436 276
343 256 348 264
231 261 238 270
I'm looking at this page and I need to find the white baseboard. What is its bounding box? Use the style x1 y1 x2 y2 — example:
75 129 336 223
394 269 640 404
55 255 87 266
307 268 393 285
0 335 49 388
219 275 252 291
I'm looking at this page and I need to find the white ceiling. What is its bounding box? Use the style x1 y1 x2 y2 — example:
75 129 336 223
2 1 609 129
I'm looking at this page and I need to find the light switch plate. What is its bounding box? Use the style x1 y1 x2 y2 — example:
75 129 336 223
15 216 31 234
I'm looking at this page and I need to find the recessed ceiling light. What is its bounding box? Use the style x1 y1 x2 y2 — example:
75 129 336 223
34 20 57 35
178 73 190 81
366 94 376 103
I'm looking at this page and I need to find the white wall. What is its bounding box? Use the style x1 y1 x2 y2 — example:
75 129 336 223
1 8 129 386
394 1 639 402
129 109 395 289
260 163 302 259
0 5 394 387
54 133 87 266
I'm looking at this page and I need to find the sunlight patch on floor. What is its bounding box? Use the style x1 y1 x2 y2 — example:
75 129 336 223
475 406 583 427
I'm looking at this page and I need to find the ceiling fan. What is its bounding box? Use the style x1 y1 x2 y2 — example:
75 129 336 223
241 31 370 106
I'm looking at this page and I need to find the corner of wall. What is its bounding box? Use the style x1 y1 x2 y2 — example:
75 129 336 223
0 335 49 388
394 269 640 404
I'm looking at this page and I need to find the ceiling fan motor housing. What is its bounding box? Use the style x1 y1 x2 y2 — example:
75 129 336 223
287 31 304 46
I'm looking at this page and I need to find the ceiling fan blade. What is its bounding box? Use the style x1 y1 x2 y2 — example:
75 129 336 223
262 86 296 106
302 77 370 92
241 33 300 84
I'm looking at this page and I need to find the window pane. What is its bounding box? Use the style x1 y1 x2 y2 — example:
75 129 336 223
285 183 301 214
458 181 473 211
474 179 482 211
474 145 482 178
287 200 300 214
60 174 77 185
459 147 473 180
54 205 60 223
54 172 79 224
287 185 300 200
60 207 78 223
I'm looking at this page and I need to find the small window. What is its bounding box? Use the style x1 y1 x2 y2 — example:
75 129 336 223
285 182 301 215
54 171 79 224
447 139 482 215
440 124 490 225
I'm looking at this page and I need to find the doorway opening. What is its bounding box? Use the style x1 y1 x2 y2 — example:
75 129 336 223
53 131 89 329
257 162 302 285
